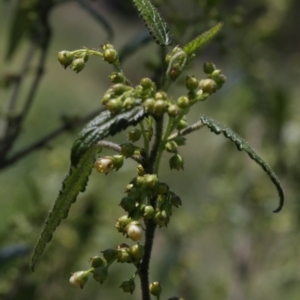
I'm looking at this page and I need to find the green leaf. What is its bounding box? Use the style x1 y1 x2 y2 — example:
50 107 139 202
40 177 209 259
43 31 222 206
30 146 98 271
30 107 146 271
71 107 146 166
183 23 222 57
132 0 172 46
199 115 284 213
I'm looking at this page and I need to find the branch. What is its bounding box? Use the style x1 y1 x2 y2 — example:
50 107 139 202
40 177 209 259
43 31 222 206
0 1 53 162
0 108 104 170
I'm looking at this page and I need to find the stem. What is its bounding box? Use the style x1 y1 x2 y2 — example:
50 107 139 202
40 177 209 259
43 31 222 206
168 119 205 140
140 219 157 300
97 140 144 165
154 116 173 174
140 121 149 155
139 116 164 300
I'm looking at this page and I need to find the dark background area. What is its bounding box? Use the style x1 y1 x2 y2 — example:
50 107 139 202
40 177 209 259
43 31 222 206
0 0 300 299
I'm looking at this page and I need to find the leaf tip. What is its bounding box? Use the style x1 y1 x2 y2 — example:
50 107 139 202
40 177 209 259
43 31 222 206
273 195 284 213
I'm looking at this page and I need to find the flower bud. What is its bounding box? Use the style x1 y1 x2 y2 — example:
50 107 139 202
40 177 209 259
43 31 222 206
155 210 170 227
57 51 73 68
101 93 112 105
103 49 118 63
177 96 190 109
149 281 162 296
211 70 226 87
199 79 217 94
176 119 187 130
101 248 118 263
115 215 132 233
120 143 137 158
120 279 135 294
154 99 168 116
90 256 106 268
119 197 136 213
203 62 216 74
130 243 145 260
141 77 154 89
168 104 179 117
185 76 199 91
155 91 167 100
71 58 85 73
143 98 156 114
123 97 136 110
143 205 155 219
112 83 130 95
165 141 178 153
125 183 142 200
117 248 131 263
157 182 169 195
95 156 114 174
69 270 90 289
109 72 124 83
106 98 123 115
127 129 141 142
136 164 145 176
93 266 108 284
144 174 158 189
112 155 124 171
126 221 143 241
169 154 184 170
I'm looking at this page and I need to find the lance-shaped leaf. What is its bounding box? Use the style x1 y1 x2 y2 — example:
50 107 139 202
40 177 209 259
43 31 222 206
199 115 284 213
31 107 146 271
30 146 97 271
71 107 146 166
132 0 172 46
183 23 222 58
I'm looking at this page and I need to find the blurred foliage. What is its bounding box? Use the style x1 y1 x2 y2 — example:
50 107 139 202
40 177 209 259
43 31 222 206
0 0 300 299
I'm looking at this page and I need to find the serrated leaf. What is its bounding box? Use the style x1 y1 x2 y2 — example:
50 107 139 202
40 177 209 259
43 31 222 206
132 0 172 46
199 115 284 213
71 107 146 166
30 107 146 271
183 23 222 57
30 146 98 271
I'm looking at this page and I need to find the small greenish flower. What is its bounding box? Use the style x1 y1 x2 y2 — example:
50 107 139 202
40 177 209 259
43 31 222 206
169 154 184 170
119 279 135 294
149 281 162 296
71 58 85 73
57 51 73 68
93 266 108 284
69 270 91 289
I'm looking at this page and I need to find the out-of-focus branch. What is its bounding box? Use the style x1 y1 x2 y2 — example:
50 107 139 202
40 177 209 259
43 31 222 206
0 108 105 170
0 1 53 165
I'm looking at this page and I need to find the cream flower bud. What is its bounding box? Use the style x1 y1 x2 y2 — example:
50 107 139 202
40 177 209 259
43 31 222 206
94 157 114 174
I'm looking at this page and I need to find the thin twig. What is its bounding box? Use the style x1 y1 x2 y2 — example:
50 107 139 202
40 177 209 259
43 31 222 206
7 41 38 113
168 119 205 140
0 1 53 162
97 140 144 164
0 108 104 169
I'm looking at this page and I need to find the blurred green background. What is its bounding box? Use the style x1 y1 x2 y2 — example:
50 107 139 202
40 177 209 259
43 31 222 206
0 0 300 299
